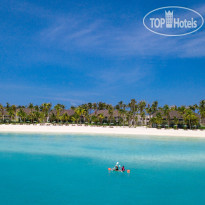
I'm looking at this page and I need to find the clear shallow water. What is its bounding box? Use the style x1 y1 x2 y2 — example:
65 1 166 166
1 133 205 204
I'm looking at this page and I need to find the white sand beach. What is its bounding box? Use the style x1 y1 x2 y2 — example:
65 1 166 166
0 124 204 138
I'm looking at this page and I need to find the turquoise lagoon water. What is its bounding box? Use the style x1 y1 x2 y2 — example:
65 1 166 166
1 133 205 204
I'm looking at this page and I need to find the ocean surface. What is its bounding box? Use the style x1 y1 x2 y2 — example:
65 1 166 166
1 133 205 205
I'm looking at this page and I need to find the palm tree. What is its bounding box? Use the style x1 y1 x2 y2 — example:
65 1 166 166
118 101 124 110
98 102 106 110
0 104 4 122
189 104 198 113
17 108 27 122
117 109 123 126
91 115 97 124
177 105 186 125
6 104 16 121
49 113 56 123
150 117 156 127
6 102 10 109
139 101 146 125
126 111 133 127
183 109 198 129
54 104 64 123
87 103 93 123
41 103 52 122
92 103 97 114
28 103 34 111
118 106 127 127
156 112 163 128
146 104 152 127
140 111 146 126
173 116 179 129
75 107 86 124
107 104 114 125
199 100 205 124
12 105 17 121
70 106 76 111
87 103 93 115
151 101 158 113
34 105 39 112
60 113 69 123
71 116 76 124
97 114 104 125
128 99 138 126
61 104 65 111
163 104 171 127
139 101 146 114
5 104 11 121
1 99 204 128
32 105 40 123
82 106 88 123
28 103 34 123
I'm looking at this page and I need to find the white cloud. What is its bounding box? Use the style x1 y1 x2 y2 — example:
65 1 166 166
4 1 205 58
38 5 205 58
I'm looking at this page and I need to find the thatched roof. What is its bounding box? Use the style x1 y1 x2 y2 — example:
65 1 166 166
91 110 119 117
50 109 75 116
152 110 200 119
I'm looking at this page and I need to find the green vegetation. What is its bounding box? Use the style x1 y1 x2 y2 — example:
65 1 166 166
0 99 205 129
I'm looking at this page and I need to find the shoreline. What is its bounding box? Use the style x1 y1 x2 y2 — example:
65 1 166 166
0 124 204 138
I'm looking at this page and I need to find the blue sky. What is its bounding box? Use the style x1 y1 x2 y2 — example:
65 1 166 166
0 0 205 107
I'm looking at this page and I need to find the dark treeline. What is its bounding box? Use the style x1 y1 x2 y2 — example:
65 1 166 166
0 100 205 129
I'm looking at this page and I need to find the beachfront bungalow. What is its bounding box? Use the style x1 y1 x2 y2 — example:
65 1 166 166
152 110 183 121
49 109 75 122
91 110 150 125
0 110 10 121
91 110 120 123
151 110 200 127
138 117 151 126
15 108 32 121
50 109 75 116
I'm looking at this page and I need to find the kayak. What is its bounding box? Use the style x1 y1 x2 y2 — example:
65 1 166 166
108 168 130 173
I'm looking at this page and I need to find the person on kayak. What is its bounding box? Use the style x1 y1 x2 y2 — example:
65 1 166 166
113 162 120 171
113 165 119 171
121 166 125 172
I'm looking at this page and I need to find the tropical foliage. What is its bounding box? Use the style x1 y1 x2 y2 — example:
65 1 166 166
0 99 204 129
